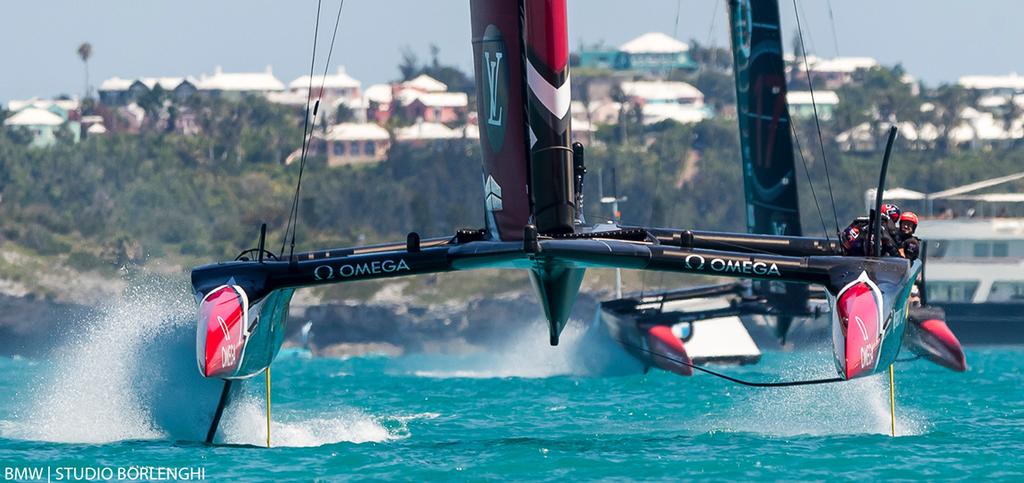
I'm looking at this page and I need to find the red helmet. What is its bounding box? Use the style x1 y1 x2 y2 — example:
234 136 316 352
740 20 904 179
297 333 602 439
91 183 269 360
900 211 919 227
882 203 901 222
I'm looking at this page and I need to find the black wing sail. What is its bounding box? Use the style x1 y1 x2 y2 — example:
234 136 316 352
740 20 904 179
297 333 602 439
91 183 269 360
727 0 808 328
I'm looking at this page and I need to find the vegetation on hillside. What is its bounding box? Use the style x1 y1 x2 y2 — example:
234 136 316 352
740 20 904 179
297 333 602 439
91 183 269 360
2 64 1022 301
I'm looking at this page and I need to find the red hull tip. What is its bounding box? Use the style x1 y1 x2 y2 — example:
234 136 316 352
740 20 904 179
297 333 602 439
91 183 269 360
646 325 693 377
197 285 248 379
920 319 968 372
837 278 883 380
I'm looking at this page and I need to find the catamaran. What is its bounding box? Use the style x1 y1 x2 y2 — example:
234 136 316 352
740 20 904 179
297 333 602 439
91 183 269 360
594 0 967 376
192 0 929 441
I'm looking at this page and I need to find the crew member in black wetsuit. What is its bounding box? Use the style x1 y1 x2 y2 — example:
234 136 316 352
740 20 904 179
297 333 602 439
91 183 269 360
841 203 901 256
897 211 921 260
877 203 902 256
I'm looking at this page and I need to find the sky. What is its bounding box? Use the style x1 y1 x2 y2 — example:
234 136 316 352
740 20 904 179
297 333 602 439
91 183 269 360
2 0 1023 103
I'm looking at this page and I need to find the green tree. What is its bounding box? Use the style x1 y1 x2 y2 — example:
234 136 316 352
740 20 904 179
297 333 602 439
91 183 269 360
77 42 92 99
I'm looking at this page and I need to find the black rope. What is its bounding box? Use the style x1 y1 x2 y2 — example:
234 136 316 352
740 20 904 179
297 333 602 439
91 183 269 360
616 338 844 387
792 0 841 239
282 0 324 256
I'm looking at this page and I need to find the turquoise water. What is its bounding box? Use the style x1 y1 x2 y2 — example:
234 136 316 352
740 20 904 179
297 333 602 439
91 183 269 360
1 291 1022 480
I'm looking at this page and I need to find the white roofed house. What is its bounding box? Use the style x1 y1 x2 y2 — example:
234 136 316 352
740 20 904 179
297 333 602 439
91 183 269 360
197 66 285 99
618 80 710 125
786 90 839 120
401 92 470 124
364 83 394 125
836 121 939 153
616 32 697 74
3 107 76 148
284 66 363 122
791 56 879 90
394 120 479 147
320 122 391 167
958 73 1024 97
98 76 198 105
401 74 449 94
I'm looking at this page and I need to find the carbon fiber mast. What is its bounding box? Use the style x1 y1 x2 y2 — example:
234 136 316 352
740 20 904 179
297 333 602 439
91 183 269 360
471 0 583 344
727 0 808 338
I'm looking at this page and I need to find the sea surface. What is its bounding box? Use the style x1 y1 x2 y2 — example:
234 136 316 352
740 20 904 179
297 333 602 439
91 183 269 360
0 287 1022 481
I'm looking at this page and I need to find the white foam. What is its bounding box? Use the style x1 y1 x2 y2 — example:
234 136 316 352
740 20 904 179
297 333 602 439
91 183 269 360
0 275 436 446
10 282 197 443
400 317 642 379
218 395 401 447
702 350 929 436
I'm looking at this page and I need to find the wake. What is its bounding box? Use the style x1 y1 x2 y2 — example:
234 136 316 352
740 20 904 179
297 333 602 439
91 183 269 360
0 276 402 447
394 311 644 379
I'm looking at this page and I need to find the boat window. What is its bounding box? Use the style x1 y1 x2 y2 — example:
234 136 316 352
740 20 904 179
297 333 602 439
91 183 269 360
332 142 345 156
993 242 1009 258
987 281 1024 303
364 141 375 156
926 281 979 303
973 242 991 258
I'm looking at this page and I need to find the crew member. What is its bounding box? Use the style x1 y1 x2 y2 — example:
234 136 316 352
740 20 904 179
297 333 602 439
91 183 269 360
877 203 902 256
842 224 864 255
841 203 901 256
897 211 921 260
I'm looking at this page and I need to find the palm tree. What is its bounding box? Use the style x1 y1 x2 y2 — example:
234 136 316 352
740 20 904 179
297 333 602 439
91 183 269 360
77 42 93 99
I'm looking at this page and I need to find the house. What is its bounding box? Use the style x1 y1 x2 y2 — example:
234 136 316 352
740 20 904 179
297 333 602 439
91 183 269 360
619 80 710 125
618 32 697 73
790 56 879 89
836 121 940 152
289 66 361 100
401 92 469 124
197 66 285 98
98 76 197 105
363 83 394 125
577 32 696 74
959 73 1024 97
401 74 448 94
286 66 363 122
394 121 478 147
786 90 839 120
7 98 80 116
321 123 390 166
3 107 76 147
363 75 470 125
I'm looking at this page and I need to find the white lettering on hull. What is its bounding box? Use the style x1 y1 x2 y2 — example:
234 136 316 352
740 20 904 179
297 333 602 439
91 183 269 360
683 254 781 277
314 259 411 281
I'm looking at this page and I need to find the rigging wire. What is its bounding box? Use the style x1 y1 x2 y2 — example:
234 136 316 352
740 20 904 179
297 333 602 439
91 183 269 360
615 338 844 387
790 113 832 240
825 0 841 57
792 0 841 239
282 0 347 258
281 0 324 256
672 0 682 41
